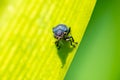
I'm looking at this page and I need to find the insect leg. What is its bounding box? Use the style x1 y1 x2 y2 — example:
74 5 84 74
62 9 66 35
68 36 78 44
55 40 60 49
65 36 76 47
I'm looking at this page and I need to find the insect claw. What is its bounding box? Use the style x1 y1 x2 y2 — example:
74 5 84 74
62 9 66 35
75 42 78 44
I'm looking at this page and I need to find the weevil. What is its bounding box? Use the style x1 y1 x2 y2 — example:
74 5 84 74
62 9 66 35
52 24 77 49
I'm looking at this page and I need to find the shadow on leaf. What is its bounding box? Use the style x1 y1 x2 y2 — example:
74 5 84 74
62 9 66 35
57 40 74 68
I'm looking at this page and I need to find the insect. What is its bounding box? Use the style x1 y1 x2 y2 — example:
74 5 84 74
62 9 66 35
52 24 77 49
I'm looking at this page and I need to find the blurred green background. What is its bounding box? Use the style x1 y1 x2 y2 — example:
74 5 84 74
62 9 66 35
65 0 120 80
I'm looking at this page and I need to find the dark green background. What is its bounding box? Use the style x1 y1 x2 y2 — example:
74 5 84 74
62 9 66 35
65 0 120 80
